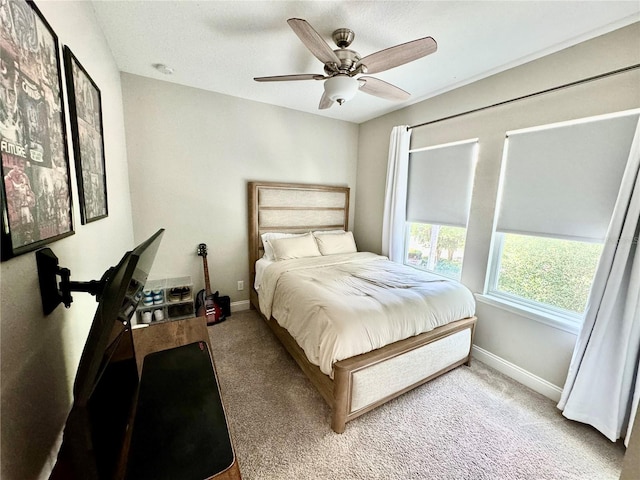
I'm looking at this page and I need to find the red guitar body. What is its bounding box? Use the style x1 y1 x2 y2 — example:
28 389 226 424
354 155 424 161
196 243 224 325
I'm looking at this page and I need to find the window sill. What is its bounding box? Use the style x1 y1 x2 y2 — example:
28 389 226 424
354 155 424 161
475 293 582 335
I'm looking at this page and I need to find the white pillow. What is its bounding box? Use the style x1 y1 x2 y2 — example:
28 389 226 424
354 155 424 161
314 231 357 255
261 232 306 260
271 233 321 261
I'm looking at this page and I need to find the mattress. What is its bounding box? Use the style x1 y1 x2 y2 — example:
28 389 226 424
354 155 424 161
254 257 274 291
258 252 476 376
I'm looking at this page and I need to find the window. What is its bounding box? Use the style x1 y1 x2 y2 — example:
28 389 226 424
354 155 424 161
487 110 640 323
406 223 467 280
404 139 478 280
489 233 603 316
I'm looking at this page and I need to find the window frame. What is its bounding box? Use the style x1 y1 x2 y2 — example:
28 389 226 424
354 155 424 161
483 111 640 332
403 138 479 282
485 231 589 332
403 222 467 281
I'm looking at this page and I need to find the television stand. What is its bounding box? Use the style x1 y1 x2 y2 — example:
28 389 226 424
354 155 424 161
129 316 241 480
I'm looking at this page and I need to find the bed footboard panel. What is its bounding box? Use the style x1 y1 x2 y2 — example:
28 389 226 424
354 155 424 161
332 317 476 433
350 328 471 412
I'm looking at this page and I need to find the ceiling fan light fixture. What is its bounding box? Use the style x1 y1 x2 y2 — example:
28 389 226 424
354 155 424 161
324 75 358 105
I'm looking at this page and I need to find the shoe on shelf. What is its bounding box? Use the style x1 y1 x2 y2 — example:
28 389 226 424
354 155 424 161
168 288 183 302
152 289 163 304
142 290 154 306
141 311 152 324
168 286 192 302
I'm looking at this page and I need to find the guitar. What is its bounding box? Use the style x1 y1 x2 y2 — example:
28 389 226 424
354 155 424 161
196 243 224 325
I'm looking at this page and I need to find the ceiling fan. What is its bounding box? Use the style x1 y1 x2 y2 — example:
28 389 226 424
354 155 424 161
254 18 437 110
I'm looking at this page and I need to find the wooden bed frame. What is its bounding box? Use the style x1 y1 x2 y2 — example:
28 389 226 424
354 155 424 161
248 181 477 433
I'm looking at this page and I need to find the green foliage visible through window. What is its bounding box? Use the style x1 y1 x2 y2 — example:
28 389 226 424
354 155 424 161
495 234 603 314
406 223 466 280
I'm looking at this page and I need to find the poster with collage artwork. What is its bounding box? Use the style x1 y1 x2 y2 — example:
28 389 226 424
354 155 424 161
0 0 73 259
64 45 107 224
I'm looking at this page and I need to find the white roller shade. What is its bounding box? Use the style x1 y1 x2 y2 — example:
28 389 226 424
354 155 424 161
497 112 640 242
406 140 477 228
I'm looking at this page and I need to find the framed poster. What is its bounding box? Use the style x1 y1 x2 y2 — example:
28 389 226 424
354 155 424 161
0 0 73 260
63 45 107 224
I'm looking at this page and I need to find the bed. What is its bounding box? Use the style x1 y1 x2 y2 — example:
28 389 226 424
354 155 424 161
248 181 477 433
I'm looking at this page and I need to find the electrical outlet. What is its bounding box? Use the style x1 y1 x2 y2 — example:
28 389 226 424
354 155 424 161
237 280 244 291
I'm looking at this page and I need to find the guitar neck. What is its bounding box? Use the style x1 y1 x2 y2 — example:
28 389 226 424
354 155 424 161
202 255 212 296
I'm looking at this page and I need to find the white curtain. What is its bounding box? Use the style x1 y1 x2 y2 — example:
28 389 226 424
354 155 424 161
558 119 640 446
381 126 411 262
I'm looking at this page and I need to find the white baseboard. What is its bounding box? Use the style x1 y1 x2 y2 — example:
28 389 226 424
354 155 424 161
231 300 251 312
471 345 563 402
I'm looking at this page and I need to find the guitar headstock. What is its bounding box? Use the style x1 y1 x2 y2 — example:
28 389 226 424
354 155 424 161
197 243 208 257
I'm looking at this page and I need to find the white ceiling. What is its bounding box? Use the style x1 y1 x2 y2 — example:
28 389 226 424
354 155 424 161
91 1 640 124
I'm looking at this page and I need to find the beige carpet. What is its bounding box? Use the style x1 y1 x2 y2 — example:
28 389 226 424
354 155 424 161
208 310 624 480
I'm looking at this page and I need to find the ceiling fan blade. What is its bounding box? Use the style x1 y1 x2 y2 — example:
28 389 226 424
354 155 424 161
254 74 326 82
287 18 341 68
358 76 410 101
318 91 333 109
357 37 437 74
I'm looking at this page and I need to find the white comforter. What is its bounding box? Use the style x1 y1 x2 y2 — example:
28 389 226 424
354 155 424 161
258 252 476 376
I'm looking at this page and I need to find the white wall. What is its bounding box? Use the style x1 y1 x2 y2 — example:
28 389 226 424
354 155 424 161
120 74 359 304
0 2 135 479
355 23 640 390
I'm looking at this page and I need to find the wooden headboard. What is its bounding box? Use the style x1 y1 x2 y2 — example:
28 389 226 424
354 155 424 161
248 181 350 309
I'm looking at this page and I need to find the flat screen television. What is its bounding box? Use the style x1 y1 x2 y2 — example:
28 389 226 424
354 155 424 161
51 228 165 480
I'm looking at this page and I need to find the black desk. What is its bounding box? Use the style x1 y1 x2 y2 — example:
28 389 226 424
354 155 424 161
126 342 235 480
129 316 241 480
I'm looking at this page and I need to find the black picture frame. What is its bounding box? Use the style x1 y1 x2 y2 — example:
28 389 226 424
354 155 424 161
63 45 107 224
0 0 74 260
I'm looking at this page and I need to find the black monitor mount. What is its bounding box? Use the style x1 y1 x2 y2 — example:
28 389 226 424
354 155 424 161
36 248 110 315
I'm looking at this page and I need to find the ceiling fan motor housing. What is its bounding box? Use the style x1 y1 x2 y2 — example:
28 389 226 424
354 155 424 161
332 28 355 48
324 49 361 75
